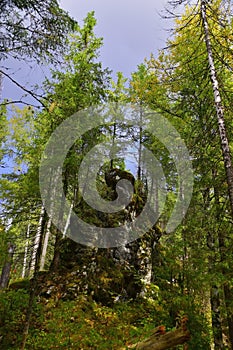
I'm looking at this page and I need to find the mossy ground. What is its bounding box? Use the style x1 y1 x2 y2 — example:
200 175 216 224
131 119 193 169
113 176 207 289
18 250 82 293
0 260 212 350
0 284 166 350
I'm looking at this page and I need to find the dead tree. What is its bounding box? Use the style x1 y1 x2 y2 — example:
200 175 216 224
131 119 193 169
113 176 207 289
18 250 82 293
129 324 190 350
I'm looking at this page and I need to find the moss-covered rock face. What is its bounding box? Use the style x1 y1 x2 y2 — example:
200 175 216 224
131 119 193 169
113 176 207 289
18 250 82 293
39 225 162 307
44 168 163 306
38 252 144 306
105 168 135 199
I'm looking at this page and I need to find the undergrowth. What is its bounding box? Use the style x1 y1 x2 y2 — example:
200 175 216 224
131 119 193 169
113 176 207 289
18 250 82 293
0 280 211 349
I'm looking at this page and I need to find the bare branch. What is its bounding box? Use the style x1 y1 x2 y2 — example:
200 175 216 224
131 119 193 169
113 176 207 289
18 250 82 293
0 69 47 107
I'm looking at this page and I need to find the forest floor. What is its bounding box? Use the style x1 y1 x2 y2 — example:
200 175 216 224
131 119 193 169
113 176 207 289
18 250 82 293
0 279 168 349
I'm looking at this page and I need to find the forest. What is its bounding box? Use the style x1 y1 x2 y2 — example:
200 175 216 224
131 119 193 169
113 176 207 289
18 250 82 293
0 0 233 349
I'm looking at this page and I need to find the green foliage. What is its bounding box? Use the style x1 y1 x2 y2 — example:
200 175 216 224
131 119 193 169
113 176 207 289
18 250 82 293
1 3 233 349
0 287 164 350
0 0 76 62
0 11 112 278
9 278 31 291
44 11 111 118
0 288 43 349
0 279 213 349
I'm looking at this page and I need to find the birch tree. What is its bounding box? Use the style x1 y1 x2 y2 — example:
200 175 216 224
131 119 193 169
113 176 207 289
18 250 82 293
200 0 233 220
139 0 233 347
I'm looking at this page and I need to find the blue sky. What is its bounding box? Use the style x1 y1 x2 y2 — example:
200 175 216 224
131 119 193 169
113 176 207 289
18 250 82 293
60 0 171 77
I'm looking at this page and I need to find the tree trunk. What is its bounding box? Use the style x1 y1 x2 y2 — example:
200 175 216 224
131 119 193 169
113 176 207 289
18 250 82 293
50 186 73 271
223 285 233 350
129 327 190 350
137 105 143 181
40 167 63 271
210 285 224 349
201 3 233 348
212 168 233 349
217 224 233 348
110 120 117 169
0 243 15 289
63 195 76 239
40 217 52 271
29 205 45 274
201 0 233 219
204 183 224 350
213 176 233 348
50 228 62 271
22 223 30 278
20 209 46 350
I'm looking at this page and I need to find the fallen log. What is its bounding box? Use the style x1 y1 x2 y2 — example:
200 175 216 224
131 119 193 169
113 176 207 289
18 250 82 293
129 326 190 350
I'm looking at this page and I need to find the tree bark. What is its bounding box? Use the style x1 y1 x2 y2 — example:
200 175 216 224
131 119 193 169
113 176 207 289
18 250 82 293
40 217 52 271
50 187 72 271
223 285 233 350
210 285 224 349
201 3 233 348
205 182 224 350
50 228 62 271
29 205 45 274
22 224 30 278
129 327 190 350
0 243 15 289
200 0 233 219
137 104 143 181
20 209 46 350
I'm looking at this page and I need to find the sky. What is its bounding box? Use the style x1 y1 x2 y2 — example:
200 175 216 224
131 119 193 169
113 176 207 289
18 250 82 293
59 0 172 78
1 0 173 103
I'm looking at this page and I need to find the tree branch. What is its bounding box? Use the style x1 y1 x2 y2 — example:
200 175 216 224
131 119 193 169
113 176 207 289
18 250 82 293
0 69 47 108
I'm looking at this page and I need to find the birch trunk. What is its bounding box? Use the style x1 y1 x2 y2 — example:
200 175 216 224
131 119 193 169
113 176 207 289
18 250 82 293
201 4 233 347
22 224 30 278
209 171 224 349
63 199 75 239
201 0 233 218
